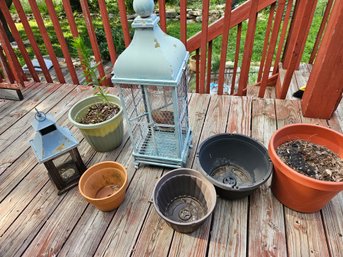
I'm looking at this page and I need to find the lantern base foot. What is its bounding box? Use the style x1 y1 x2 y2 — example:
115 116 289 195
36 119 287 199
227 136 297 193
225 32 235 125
56 181 80 195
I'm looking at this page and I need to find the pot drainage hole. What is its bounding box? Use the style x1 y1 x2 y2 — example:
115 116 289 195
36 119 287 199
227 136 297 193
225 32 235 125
95 184 120 198
211 163 254 188
165 196 206 223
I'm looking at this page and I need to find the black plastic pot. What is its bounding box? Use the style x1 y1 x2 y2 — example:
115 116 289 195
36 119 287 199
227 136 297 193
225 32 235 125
153 168 217 234
198 134 272 200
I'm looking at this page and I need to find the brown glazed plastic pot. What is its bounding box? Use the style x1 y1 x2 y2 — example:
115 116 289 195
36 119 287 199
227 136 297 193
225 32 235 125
153 168 217 233
269 123 343 213
79 161 128 212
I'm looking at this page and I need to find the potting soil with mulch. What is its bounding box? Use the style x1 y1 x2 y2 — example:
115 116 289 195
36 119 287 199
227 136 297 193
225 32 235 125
276 140 343 182
79 103 120 124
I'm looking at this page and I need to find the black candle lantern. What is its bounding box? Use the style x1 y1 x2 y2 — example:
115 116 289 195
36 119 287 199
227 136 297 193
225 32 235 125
29 109 86 195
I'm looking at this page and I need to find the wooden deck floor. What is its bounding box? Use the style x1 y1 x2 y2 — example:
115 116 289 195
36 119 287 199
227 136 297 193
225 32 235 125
0 81 342 257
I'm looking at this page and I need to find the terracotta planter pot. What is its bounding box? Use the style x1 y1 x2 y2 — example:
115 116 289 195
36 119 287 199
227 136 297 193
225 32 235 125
268 124 343 213
79 161 128 211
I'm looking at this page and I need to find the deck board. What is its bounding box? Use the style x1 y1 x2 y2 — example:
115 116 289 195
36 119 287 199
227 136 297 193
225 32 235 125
0 82 342 257
168 95 231 257
275 99 330 257
131 94 210 257
249 98 287 257
208 96 251 257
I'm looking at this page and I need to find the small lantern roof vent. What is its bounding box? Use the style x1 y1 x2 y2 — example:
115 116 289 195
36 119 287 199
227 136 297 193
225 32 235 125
32 108 56 132
29 109 79 163
112 0 189 86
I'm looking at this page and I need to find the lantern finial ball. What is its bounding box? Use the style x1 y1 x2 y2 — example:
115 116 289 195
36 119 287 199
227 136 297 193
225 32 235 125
133 0 154 18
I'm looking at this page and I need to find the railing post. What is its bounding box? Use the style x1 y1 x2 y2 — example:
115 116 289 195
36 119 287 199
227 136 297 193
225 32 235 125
301 0 343 119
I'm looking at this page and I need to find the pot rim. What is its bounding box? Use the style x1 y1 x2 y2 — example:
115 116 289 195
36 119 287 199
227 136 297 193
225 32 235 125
153 168 217 227
268 123 343 190
198 133 273 191
68 94 123 129
79 161 128 201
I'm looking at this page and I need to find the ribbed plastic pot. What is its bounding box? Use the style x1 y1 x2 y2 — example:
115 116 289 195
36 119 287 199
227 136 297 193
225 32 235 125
68 94 124 152
79 161 128 212
153 168 217 233
269 123 343 213
198 134 272 200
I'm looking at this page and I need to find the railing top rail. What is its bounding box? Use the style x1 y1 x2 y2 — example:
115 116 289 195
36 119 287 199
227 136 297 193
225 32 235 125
187 0 277 52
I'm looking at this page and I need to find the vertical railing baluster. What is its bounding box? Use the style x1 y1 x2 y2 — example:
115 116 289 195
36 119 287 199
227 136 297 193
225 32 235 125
237 0 259 96
309 0 334 64
231 23 242 95
206 41 213 94
179 0 187 47
282 0 317 69
80 0 106 82
195 49 200 93
118 0 131 47
199 0 210 94
0 22 24 86
259 0 286 98
62 0 91 84
257 3 275 82
217 0 232 95
294 0 317 69
277 0 318 99
12 0 52 83
28 0 65 83
158 0 167 32
46 0 79 85
98 0 117 64
272 0 293 75
62 0 79 37
0 55 4 82
0 2 39 82
0 45 15 84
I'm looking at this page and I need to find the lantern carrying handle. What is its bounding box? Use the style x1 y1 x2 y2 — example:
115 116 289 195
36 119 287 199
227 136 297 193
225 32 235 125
34 108 46 121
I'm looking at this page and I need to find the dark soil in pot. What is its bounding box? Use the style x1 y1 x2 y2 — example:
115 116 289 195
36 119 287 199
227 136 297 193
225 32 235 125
277 140 343 182
79 102 120 124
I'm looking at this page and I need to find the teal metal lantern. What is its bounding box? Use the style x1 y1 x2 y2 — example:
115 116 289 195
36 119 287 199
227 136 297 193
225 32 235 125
29 109 86 194
112 0 192 168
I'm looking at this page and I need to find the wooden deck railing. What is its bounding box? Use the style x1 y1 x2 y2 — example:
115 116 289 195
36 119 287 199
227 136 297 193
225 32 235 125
0 0 335 100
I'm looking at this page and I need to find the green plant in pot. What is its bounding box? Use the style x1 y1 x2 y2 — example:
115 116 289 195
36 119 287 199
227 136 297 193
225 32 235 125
68 37 124 152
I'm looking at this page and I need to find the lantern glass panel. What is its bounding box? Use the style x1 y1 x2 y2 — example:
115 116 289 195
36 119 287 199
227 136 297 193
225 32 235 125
119 80 191 163
51 153 79 182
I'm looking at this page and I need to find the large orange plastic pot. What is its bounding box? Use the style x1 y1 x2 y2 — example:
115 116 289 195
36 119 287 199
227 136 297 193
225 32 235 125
268 124 343 213
79 161 128 211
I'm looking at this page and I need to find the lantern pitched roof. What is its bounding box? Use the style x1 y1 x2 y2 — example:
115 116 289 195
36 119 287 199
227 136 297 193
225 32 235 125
112 14 189 86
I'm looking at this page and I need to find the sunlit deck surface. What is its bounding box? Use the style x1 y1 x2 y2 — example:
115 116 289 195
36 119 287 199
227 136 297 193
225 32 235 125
0 73 342 256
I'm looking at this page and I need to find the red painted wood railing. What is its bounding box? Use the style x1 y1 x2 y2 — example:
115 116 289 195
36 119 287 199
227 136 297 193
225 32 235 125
0 0 132 90
0 0 334 100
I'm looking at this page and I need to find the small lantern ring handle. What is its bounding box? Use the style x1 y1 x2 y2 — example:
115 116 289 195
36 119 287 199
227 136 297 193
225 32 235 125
34 108 46 121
